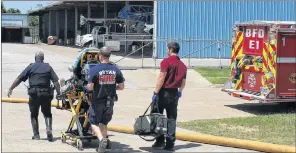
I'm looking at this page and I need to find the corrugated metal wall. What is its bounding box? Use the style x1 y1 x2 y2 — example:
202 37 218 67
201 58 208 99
156 1 296 58
1 14 29 27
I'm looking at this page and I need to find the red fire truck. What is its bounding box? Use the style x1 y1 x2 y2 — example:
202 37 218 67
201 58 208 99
222 21 296 103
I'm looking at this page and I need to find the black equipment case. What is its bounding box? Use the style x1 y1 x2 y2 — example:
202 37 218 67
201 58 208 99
133 101 168 141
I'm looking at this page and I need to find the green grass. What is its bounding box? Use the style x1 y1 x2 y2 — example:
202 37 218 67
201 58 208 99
178 114 296 146
194 66 231 84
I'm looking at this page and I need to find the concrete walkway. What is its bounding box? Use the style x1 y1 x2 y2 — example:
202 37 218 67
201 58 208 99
2 102 252 152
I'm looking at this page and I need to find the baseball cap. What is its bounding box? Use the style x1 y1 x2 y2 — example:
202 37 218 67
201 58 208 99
99 46 112 57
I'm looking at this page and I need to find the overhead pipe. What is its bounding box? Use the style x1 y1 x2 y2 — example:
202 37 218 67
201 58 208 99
1 98 295 153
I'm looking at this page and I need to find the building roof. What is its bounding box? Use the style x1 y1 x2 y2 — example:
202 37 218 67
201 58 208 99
1 13 29 28
28 1 153 16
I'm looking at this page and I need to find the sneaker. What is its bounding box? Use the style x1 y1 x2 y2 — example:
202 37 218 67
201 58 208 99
152 141 165 148
96 138 108 153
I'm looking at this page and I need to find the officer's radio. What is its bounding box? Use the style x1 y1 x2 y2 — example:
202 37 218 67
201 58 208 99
49 84 55 99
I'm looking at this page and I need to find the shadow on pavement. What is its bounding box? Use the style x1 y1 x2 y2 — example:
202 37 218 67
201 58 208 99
40 137 60 142
65 139 140 152
107 141 141 152
225 102 296 115
139 143 201 152
174 143 202 150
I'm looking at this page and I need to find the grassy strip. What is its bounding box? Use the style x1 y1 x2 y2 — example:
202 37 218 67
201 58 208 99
178 114 296 147
194 66 231 84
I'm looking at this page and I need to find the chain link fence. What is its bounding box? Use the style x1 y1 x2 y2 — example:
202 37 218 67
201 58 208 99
96 33 232 69
28 26 40 44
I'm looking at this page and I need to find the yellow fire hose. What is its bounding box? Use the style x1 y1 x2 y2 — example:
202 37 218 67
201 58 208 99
2 97 295 153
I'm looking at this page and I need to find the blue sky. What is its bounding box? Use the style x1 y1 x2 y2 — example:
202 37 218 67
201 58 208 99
3 1 51 13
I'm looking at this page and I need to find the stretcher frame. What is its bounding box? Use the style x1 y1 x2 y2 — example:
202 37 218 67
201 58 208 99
60 91 97 151
60 49 102 151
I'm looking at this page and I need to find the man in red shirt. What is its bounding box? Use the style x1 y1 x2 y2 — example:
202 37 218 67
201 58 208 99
152 42 187 151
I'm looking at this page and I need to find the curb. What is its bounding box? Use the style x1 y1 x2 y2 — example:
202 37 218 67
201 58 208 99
2 97 296 153
210 84 224 88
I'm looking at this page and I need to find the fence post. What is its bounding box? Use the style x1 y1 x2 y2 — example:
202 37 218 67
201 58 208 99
103 34 105 47
125 19 127 54
154 38 157 69
188 38 191 68
92 30 95 47
217 40 222 69
142 36 144 68
154 57 157 69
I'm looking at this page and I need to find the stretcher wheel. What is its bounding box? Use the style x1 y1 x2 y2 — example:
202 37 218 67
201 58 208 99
77 140 83 151
61 135 66 143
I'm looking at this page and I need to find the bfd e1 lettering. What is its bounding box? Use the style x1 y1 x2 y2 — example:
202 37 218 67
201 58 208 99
245 29 265 50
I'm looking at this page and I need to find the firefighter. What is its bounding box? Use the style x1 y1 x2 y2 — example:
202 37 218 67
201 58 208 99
151 42 187 151
7 51 61 141
85 46 125 153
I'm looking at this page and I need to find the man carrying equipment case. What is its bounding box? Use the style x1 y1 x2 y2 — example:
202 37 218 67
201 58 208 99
134 101 168 141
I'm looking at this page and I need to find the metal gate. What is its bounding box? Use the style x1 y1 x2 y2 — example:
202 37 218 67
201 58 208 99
29 26 39 44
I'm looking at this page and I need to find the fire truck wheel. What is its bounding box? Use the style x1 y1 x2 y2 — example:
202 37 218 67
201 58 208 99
278 102 296 108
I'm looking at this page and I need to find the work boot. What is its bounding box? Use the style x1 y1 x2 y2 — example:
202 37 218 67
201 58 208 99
164 138 175 151
45 117 53 142
31 117 40 140
152 141 165 148
163 145 175 152
96 138 108 153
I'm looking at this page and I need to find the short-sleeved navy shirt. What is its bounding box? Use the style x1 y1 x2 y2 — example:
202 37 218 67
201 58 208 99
88 63 125 103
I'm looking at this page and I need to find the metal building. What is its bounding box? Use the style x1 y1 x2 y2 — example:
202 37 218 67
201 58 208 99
29 1 153 46
1 13 29 43
154 1 296 58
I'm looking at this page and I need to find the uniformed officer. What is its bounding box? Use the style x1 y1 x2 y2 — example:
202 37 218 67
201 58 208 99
86 46 125 153
7 51 61 142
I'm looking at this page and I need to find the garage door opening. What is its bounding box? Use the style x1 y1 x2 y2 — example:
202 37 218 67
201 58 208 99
1 28 23 43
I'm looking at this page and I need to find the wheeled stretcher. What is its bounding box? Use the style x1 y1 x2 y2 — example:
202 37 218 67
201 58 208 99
58 91 96 151
56 49 102 151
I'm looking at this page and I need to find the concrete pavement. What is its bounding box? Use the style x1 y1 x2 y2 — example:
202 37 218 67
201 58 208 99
1 43 256 152
2 102 253 152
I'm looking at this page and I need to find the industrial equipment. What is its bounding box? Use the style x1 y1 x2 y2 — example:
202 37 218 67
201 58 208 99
77 15 149 49
118 4 153 24
76 4 154 50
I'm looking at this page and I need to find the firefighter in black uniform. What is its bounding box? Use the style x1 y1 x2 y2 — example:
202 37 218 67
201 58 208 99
7 51 61 142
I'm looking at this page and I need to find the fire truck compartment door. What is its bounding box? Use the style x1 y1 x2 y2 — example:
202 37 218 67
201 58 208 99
276 33 296 97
